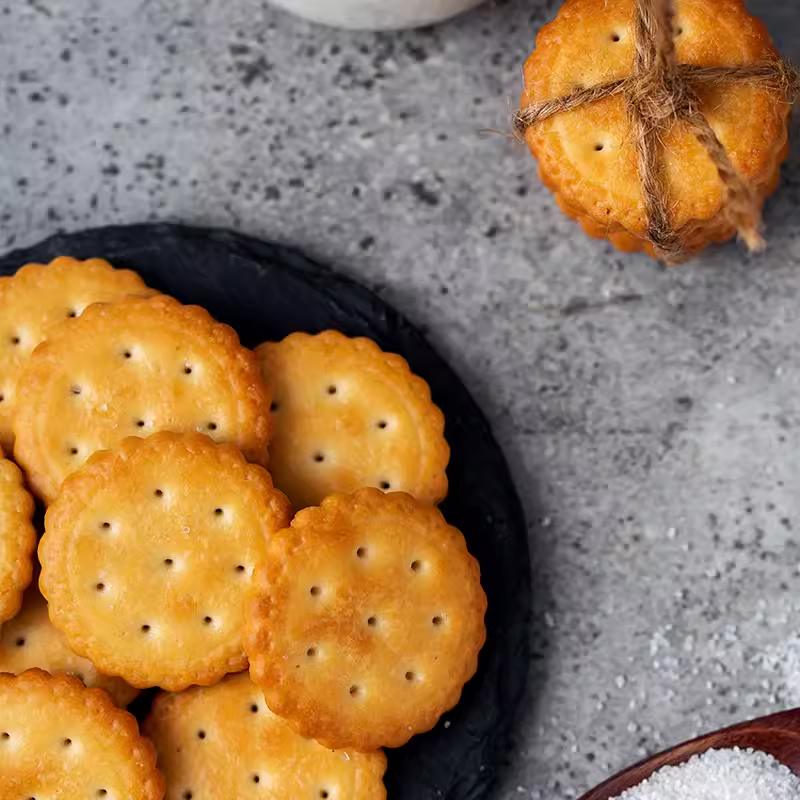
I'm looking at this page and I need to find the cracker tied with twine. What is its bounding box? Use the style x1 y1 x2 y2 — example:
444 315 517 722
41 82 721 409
514 0 800 264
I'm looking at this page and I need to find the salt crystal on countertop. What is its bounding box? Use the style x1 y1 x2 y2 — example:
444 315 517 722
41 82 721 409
607 748 800 800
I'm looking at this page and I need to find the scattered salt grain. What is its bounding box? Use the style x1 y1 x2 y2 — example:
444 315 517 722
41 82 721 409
607 748 800 800
758 635 800 706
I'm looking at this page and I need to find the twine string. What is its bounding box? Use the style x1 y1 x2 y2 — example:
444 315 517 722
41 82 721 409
630 0 682 258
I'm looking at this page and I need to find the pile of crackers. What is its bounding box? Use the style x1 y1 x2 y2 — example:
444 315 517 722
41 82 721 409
0 257 488 799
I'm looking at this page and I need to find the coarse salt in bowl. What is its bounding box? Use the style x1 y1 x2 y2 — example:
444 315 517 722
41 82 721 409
608 748 800 800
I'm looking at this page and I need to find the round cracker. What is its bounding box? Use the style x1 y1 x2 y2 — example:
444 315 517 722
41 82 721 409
40 432 291 691
0 579 139 707
0 669 164 799
144 672 387 800
0 446 36 623
13 293 271 503
245 488 487 751
256 331 449 510
0 256 156 450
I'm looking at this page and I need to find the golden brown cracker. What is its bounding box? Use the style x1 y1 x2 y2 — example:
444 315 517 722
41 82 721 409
257 331 449 510
0 669 164 799
13 294 271 502
520 0 791 257
0 446 36 623
245 488 487 751
144 672 387 800
39 432 291 691
0 579 139 707
0 255 156 450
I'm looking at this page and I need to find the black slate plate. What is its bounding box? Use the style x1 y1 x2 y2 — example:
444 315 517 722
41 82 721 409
0 224 531 800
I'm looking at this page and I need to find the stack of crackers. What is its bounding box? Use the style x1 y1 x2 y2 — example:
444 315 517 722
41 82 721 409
0 257 488 799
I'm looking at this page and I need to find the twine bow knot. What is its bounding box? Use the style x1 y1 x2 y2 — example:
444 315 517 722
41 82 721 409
513 0 800 263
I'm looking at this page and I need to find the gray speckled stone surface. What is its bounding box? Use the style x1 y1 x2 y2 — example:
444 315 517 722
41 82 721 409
2 1 800 797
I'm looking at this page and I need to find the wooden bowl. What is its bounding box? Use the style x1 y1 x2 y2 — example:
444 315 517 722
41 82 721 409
580 709 800 799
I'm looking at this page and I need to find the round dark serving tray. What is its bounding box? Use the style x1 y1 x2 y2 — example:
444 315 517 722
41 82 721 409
0 224 531 800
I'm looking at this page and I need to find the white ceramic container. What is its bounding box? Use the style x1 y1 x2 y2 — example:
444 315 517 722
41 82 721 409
269 0 484 30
